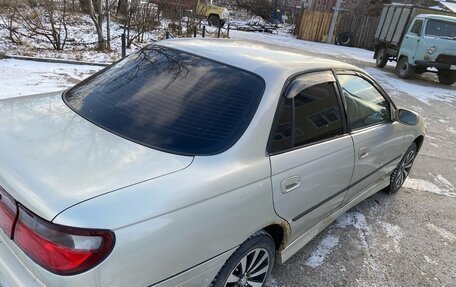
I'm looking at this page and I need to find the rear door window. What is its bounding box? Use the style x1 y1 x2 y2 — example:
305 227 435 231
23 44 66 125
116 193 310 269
269 71 344 153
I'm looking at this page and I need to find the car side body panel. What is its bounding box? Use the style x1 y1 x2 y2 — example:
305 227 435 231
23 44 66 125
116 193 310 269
270 135 355 241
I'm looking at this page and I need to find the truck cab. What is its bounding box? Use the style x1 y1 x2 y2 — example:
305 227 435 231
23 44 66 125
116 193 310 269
397 14 456 85
197 0 230 27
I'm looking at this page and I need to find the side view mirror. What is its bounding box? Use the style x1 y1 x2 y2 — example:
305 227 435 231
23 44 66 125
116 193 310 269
396 109 419 125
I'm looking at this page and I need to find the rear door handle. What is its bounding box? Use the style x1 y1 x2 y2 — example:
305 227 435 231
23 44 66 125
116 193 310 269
281 176 302 194
359 147 369 159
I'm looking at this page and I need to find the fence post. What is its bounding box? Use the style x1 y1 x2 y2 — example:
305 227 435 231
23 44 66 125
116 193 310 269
227 23 230 38
194 25 197 38
121 33 126 58
166 31 170 39
217 26 221 38
202 26 206 38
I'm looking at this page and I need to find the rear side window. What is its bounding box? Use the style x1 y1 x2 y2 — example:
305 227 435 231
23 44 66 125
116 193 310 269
294 83 343 147
64 46 265 156
269 71 344 153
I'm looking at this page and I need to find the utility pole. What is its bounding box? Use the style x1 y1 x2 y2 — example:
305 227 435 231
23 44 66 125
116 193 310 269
327 0 343 44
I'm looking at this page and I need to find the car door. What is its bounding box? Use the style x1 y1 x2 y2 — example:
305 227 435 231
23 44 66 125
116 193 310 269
400 18 424 62
269 71 355 237
336 72 404 204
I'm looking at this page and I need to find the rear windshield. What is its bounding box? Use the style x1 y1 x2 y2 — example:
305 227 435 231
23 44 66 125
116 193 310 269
425 19 456 39
64 45 265 156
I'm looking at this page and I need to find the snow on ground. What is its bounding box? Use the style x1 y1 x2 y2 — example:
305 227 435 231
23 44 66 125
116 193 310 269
0 59 102 99
230 30 379 65
304 234 340 268
365 67 456 104
403 177 456 198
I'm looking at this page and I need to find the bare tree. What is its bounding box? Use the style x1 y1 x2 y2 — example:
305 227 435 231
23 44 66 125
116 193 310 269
87 0 105 50
0 2 22 44
123 0 160 47
13 0 69 50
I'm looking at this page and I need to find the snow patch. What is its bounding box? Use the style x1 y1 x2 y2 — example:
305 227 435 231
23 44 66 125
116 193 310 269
427 223 456 244
365 67 456 104
0 59 101 99
304 234 340 268
380 222 403 252
336 212 371 248
403 178 456 198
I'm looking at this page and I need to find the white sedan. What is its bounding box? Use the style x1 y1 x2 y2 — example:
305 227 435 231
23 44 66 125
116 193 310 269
0 39 425 287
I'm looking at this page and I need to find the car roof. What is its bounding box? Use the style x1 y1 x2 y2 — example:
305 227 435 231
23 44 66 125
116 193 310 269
416 14 456 22
158 38 362 80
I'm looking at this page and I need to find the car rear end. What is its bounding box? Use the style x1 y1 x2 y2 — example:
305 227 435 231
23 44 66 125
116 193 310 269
0 185 116 287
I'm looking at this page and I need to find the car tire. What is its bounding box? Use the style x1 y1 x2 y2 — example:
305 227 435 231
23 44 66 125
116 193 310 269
395 57 415 79
437 70 456 85
388 143 417 194
336 32 353 47
208 15 221 27
211 231 275 287
376 48 388 68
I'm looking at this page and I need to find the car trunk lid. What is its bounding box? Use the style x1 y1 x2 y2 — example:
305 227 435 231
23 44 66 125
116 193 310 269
0 92 193 221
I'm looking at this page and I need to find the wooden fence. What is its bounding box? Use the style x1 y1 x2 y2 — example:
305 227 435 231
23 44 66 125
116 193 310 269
296 11 333 43
296 10 380 50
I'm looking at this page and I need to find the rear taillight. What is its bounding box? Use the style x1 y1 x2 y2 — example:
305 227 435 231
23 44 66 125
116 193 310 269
13 205 115 276
0 187 17 237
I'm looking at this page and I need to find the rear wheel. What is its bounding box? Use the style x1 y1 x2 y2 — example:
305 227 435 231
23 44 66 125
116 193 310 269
211 231 275 287
438 70 456 85
388 143 417 194
208 15 221 27
376 48 388 68
395 57 415 79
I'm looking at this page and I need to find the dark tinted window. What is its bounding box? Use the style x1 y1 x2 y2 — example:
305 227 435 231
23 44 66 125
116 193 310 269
411 19 423 35
269 98 293 153
425 19 456 38
338 75 390 130
269 79 343 154
294 83 343 147
65 46 265 155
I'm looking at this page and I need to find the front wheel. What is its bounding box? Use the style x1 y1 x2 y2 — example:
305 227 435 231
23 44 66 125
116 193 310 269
211 231 275 287
388 143 417 194
395 57 415 79
438 70 456 85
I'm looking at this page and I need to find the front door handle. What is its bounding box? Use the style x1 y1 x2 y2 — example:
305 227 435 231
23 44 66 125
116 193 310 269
359 147 369 159
281 176 302 194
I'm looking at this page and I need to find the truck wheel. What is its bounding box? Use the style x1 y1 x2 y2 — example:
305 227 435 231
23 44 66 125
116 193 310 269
376 48 388 68
208 15 221 27
438 70 456 85
395 57 415 79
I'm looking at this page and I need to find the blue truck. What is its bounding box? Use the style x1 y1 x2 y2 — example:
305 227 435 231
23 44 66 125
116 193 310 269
374 4 456 85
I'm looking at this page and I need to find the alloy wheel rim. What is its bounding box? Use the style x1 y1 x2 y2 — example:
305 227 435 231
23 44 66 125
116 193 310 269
224 248 270 287
395 150 415 188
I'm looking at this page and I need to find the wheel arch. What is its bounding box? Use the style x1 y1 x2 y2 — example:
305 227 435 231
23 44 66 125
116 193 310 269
262 221 291 251
414 135 425 152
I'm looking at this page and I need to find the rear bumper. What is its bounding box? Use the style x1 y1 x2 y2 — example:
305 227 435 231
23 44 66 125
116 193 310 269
0 232 44 287
414 60 453 70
